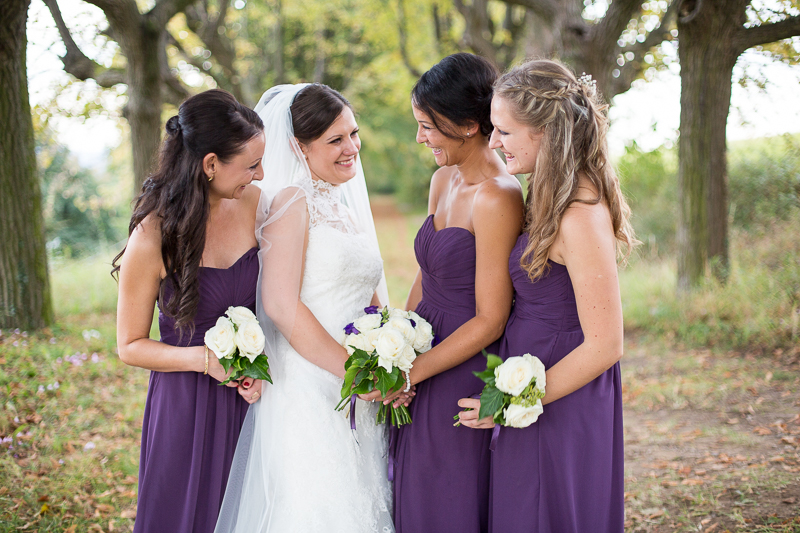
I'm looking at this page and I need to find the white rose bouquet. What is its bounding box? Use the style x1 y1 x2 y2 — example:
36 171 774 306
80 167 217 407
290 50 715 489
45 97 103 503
204 306 272 386
335 305 435 427
456 351 546 428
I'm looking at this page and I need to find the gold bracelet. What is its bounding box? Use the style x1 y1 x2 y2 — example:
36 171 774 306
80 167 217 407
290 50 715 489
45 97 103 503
204 345 209 375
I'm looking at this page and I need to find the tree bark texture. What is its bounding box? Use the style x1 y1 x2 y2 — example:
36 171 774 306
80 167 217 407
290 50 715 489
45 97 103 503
675 0 800 289
0 0 54 329
676 0 743 289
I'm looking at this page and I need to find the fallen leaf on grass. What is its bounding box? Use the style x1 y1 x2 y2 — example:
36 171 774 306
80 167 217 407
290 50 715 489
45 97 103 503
753 426 772 435
120 509 136 519
704 523 719 532
726 418 740 425
783 497 797 504
681 478 704 486
661 480 678 487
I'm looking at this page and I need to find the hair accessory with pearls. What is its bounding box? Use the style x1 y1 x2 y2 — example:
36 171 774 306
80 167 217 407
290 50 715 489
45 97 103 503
577 73 597 91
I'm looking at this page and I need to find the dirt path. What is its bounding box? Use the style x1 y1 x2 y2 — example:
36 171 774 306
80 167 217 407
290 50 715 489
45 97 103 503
622 336 800 532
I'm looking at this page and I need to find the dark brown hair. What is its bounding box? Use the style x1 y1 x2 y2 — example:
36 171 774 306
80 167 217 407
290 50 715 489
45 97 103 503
112 89 264 338
411 53 498 140
291 83 352 144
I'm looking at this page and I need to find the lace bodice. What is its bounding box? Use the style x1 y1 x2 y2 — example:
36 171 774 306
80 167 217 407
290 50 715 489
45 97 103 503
219 179 392 533
298 176 360 234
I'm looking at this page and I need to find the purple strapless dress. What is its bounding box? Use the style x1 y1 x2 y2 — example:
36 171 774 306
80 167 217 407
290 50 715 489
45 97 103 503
133 248 256 533
393 215 493 533
489 235 624 533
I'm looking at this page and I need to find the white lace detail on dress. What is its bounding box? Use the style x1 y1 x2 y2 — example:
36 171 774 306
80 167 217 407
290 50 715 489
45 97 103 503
298 175 359 234
216 179 392 533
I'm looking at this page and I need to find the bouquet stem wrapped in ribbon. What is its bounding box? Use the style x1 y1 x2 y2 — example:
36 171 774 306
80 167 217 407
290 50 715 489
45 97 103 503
204 306 272 386
335 305 435 427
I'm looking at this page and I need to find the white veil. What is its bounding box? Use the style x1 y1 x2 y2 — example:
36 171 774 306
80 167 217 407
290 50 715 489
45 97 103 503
214 84 390 532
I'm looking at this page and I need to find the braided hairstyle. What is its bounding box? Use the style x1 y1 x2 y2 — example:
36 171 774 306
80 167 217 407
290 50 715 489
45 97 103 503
112 89 264 340
494 59 636 281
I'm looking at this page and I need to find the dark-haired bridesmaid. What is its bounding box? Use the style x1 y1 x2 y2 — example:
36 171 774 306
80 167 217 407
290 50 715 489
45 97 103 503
114 89 266 533
458 59 635 532
364 53 523 532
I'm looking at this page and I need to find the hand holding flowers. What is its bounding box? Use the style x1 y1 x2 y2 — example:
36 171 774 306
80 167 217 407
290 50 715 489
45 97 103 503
336 305 434 426
456 351 546 429
204 306 272 386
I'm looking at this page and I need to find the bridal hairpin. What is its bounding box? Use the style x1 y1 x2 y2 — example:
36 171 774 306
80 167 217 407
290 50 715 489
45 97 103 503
577 73 596 91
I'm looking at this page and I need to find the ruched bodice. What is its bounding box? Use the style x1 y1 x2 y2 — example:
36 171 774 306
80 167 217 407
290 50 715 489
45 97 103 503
509 236 580 332
393 214 492 533
134 248 255 533
159 247 259 347
490 233 624 533
415 216 476 316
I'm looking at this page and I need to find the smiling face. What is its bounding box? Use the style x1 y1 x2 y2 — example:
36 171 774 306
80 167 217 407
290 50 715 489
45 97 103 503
489 96 543 175
298 107 361 185
206 131 266 199
412 104 469 167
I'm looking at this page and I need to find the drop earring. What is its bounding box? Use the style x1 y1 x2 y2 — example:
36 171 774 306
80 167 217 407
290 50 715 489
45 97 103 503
208 172 215 182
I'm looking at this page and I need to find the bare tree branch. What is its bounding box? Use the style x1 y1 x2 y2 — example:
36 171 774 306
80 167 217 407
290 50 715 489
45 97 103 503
42 0 126 87
629 0 679 55
496 0 558 24
397 0 422 77
591 0 646 52
147 0 200 30
733 15 800 53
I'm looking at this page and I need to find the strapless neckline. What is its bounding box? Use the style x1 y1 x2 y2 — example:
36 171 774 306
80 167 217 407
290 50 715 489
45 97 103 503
200 247 258 271
425 215 474 238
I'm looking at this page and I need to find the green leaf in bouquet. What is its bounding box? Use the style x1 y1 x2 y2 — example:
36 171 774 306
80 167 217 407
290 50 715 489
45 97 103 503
219 357 233 373
484 351 504 370
473 367 496 386
352 378 375 395
340 364 361 400
241 355 273 384
478 384 505 420
374 368 394 397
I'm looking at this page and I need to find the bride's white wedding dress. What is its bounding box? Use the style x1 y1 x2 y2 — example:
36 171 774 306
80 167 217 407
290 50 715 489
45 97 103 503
215 176 393 533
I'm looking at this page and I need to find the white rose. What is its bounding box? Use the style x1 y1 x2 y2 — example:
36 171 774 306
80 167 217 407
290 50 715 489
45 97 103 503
411 318 434 353
343 333 374 355
388 307 410 320
353 313 382 333
225 306 258 326
235 321 266 363
386 317 416 344
494 356 535 396
375 328 407 371
396 344 416 373
523 353 547 393
364 328 383 353
204 317 237 359
504 400 543 428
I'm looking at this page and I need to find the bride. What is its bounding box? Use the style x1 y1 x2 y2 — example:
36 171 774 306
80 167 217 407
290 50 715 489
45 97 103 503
214 83 394 533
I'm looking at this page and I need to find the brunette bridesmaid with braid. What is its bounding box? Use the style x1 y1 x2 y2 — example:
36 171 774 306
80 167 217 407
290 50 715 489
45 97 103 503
457 59 636 533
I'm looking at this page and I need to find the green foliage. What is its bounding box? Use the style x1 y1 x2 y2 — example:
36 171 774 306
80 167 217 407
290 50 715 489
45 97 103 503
728 134 800 228
621 213 800 352
617 134 800 258
34 118 129 260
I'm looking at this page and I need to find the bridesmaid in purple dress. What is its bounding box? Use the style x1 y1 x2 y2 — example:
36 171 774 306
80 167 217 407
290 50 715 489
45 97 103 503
113 90 267 532
363 53 523 533
457 59 636 532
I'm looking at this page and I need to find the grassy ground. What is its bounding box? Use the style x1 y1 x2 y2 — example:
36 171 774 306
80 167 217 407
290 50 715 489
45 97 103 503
1 197 798 532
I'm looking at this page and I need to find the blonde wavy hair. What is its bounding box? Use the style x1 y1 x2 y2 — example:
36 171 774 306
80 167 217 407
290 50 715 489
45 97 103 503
494 59 636 281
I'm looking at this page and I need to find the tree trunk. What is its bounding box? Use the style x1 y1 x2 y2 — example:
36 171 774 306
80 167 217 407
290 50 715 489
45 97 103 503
122 24 164 195
676 0 745 289
0 0 54 329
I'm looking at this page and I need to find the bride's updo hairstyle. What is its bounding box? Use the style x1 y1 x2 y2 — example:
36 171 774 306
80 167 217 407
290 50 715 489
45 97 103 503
290 83 352 144
112 89 263 337
493 59 635 282
411 52 498 140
